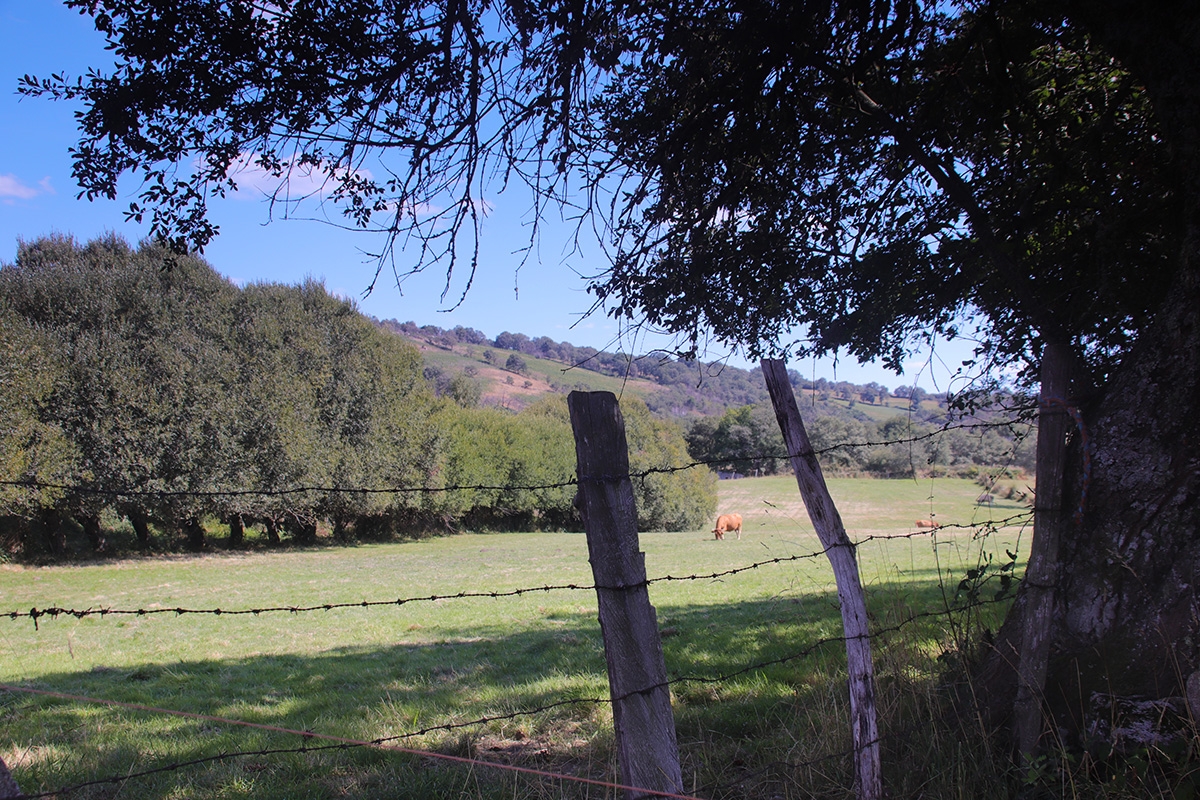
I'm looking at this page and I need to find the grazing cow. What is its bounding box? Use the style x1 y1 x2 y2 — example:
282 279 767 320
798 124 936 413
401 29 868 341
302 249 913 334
713 513 743 540
914 519 939 529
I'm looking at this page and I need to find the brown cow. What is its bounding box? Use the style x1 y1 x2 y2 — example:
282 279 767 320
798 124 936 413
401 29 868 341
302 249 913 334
914 519 939 529
713 513 743 540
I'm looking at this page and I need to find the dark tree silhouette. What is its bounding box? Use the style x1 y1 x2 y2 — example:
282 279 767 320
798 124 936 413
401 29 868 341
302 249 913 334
23 0 1200 756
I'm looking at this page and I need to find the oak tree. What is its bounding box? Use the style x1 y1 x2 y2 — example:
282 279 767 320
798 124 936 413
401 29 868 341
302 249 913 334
26 0 1200 754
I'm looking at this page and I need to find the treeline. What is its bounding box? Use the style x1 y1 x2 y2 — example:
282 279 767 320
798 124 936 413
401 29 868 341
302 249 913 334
0 236 715 558
380 318 952 416
686 401 1036 478
378 319 773 414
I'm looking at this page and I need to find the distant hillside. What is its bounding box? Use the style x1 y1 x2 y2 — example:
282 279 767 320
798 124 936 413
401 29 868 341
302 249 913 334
373 319 1034 478
373 318 948 420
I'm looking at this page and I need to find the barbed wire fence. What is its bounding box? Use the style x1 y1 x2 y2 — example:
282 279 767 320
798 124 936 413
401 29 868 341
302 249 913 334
0 416 1035 799
0 415 1033 500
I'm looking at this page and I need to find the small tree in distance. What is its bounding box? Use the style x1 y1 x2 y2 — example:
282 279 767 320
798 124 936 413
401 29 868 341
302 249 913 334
505 353 527 375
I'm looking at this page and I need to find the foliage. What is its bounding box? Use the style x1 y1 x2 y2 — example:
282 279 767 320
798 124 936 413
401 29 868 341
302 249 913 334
588 1 1180 386
685 404 787 475
22 1 1180 391
504 353 527 375
0 306 74 518
19 0 1200 771
685 399 1033 479
425 395 713 532
620 396 718 532
0 238 719 553
0 236 442 551
445 370 484 408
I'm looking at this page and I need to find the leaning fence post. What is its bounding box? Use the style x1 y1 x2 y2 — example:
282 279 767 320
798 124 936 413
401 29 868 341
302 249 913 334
761 359 882 800
568 390 684 800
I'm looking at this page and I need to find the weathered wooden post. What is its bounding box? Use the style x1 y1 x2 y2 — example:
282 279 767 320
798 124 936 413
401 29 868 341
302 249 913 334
761 359 881 800
568 391 684 800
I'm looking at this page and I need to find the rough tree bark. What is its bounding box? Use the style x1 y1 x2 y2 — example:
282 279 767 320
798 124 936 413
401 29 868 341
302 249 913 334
983 265 1200 747
227 512 245 547
78 511 107 553
264 516 281 545
0 755 20 800
182 516 206 551
979 0 1200 748
128 508 152 549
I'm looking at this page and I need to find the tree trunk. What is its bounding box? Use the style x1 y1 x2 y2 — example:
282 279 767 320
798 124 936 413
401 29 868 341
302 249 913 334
1012 342 1075 758
977 0 1200 751
128 509 153 549
265 516 281 545
332 515 350 542
39 508 65 556
78 511 107 553
0 755 21 800
183 517 206 551
227 513 245 547
292 516 318 545
979 256 1200 749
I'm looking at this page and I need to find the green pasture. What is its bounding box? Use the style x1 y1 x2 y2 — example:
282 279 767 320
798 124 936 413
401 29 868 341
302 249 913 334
0 477 1031 799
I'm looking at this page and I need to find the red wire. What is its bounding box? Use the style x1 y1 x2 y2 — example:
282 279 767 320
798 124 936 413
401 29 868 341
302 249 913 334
0 683 704 800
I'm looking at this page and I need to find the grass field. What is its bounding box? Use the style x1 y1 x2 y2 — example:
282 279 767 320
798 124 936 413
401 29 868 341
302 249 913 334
0 476 1032 799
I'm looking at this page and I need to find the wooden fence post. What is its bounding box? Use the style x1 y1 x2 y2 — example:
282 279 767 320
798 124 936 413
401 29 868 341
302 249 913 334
761 359 882 800
568 391 684 800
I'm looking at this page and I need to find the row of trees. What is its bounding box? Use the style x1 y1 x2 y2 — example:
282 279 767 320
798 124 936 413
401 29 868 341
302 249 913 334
687 402 1034 478
0 236 715 557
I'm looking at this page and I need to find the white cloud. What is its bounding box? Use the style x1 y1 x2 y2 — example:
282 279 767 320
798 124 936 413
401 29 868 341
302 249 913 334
220 152 457 223
0 173 46 200
226 153 372 201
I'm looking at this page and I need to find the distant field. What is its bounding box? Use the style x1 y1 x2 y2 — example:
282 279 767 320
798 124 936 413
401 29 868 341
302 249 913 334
0 477 1028 799
819 394 943 422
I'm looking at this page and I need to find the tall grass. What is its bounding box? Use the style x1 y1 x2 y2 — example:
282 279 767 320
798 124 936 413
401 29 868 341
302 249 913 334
3 476 1183 798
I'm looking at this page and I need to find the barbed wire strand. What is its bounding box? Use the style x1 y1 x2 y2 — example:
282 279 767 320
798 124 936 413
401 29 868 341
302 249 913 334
0 416 1033 502
0 683 707 800
0 592 1011 798
4 514 1032 626
2 585 1012 796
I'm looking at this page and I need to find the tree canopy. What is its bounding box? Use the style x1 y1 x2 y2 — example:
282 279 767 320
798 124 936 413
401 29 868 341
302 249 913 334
0 236 714 554
21 0 1200 758
596 2 1180 378
25 0 1183 383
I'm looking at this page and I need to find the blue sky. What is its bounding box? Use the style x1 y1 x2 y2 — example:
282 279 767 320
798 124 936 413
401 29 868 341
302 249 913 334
0 2 973 392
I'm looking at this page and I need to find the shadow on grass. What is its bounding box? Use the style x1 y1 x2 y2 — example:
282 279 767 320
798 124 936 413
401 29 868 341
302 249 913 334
1 581 1004 799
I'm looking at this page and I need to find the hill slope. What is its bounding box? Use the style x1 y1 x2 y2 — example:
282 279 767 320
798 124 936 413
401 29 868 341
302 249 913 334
374 318 949 421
